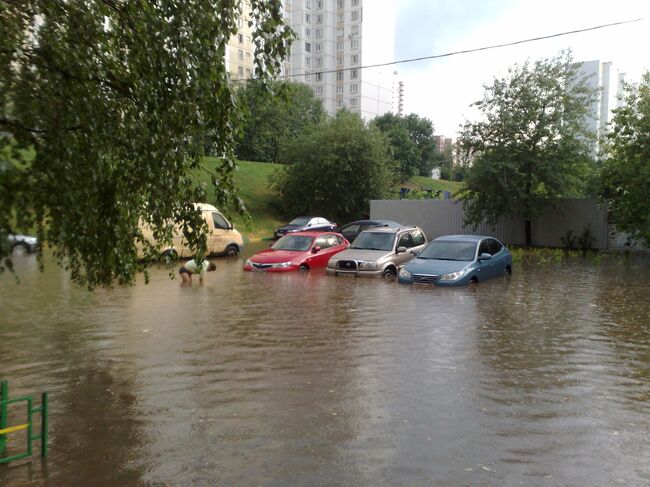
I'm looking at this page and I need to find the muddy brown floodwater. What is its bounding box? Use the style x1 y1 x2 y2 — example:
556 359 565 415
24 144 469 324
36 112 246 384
1 244 649 486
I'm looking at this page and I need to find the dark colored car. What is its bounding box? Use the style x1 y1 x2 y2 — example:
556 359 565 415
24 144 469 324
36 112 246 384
397 235 512 286
244 231 349 273
337 219 401 243
274 216 337 239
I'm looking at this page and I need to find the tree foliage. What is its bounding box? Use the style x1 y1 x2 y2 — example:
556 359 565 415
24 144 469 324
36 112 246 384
273 110 394 223
601 71 650 245
235 79 325 164
0 0 292 286
458 51 597 245
371 112 436 181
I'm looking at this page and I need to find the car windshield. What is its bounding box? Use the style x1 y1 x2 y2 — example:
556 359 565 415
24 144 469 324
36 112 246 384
272 235 314 251
418 241 477 261
350 232 395 251
289 217 311 226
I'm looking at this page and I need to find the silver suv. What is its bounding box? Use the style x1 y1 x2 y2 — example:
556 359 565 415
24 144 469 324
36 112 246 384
326 226 427 279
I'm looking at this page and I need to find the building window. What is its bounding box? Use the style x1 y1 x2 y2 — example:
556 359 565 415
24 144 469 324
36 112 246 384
350 68 358 79
238 66 244 76
351 0 359 5
305 56 311 66
337 99 344 108
246 68 252 77
305 27 311 36
238 34 244 44
350 83 358 94
305 71 311 81
351 54 358 64
350 39 358 49
337 70 344 80
337 0 344 7
315 43 322 52
238 18 243 28
350 97 358 106
238 49 244 60
337 41 344 51
336 85 344 94
305 13 310 23
306 0 311 7
315 85 323 95
315 28 322 38
315 57 322 67
305 42 311 52
315 72 322 81
316 14 323 24
315 0 323 8
337 56 343 66
351 24 359 35
351 10 359 21
337 13 344 22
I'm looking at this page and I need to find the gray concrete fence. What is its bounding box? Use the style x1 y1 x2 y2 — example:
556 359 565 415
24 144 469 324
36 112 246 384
370 198 618 249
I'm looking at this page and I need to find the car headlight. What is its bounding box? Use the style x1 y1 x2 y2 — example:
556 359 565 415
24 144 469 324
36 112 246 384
327 259 336 268
398 267 412 279
245 259 252 266
440 270 466 281
270 261 293 268
358 261 378 271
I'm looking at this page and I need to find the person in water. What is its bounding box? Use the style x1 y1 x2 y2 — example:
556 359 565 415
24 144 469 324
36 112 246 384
179 259 217 286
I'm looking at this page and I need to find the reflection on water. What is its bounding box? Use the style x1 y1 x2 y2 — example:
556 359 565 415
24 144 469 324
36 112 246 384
1 248 649 486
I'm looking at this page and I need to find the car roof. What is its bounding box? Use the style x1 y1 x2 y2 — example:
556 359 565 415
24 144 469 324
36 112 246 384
343 219 400 226
195 203 219 212
280 231 340 237
434 235 489 242
361 225 418 234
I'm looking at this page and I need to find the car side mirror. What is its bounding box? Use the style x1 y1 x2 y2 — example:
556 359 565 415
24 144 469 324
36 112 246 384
479 252 492 260
396 246 407 254
312 246 321 254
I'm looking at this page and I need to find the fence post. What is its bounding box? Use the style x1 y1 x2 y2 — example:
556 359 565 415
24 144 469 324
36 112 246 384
0 381 7 455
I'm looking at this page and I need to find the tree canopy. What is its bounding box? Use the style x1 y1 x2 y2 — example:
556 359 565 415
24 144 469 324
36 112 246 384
272 110 394 223
458 51 597 245
600 71 650 246
0 0 291 286
371 112 436 181
235 79 325 164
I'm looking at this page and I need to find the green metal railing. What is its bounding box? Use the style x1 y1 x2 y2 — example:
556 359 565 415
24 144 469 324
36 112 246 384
0 380 48 464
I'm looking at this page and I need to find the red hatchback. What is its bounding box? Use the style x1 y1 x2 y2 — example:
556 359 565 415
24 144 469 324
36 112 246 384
244 231 349 273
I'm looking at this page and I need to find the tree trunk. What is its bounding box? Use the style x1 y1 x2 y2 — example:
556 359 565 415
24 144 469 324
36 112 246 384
525 219 532 246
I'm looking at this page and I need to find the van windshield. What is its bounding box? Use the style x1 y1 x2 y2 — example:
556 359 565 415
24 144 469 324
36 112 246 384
350 232 395 251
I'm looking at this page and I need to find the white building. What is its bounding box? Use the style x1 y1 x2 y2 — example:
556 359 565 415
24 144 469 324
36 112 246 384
574 60 627 156
282 0 398 121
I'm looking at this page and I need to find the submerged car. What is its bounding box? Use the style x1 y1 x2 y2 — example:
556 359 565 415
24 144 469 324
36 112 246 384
244 231 349 273
326 226 427 279
397 235 512 286
274 217 337 239
337 219 401 243
7 234 39 255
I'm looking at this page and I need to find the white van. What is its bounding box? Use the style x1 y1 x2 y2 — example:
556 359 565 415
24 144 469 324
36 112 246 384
139 203 244 259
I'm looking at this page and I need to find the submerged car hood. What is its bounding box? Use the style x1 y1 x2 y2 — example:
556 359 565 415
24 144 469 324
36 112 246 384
250 249 303 264
405 258 472 275
332 248 393 261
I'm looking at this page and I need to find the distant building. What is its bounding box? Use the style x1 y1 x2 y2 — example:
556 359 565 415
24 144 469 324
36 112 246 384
574 60 629 156
281 0 398 121
433 135 453 153
225 1 255 80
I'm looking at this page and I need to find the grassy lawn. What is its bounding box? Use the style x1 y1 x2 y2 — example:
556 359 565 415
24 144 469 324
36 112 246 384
198 158 464 240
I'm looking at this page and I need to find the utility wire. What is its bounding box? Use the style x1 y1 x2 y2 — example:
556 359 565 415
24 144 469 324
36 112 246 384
279 18 644 79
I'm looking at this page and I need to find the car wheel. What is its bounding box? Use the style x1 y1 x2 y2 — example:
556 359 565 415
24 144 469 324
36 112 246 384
298 264 309 273
468 277 479 286
161 249 178 264
504 265 512 276
225 244 239 257
11 243 30 256
382 268 396 280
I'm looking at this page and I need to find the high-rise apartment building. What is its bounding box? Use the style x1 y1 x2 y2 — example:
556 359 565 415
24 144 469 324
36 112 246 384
225 1 255 80
282 0 397 121
574 60 628 156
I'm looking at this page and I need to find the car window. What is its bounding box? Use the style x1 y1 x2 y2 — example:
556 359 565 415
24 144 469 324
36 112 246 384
290 217 311 226
478 240 491 256
411 229 426 246
341 224 360 236
397 231 414 248
212 212 231 230
489 239 502 255
316 234 342 249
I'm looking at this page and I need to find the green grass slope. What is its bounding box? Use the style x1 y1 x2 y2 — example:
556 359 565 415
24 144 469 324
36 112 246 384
198 158 464 240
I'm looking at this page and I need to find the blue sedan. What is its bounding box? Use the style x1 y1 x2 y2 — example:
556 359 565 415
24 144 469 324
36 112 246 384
397 235 512 286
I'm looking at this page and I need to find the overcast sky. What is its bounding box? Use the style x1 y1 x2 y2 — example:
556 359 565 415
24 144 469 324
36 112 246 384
391 0 650 137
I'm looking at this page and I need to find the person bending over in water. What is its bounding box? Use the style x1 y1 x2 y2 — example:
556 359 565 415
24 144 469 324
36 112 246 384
179 259 217 286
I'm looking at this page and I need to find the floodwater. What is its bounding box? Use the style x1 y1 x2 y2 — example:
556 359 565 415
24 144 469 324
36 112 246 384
1 245 649 486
